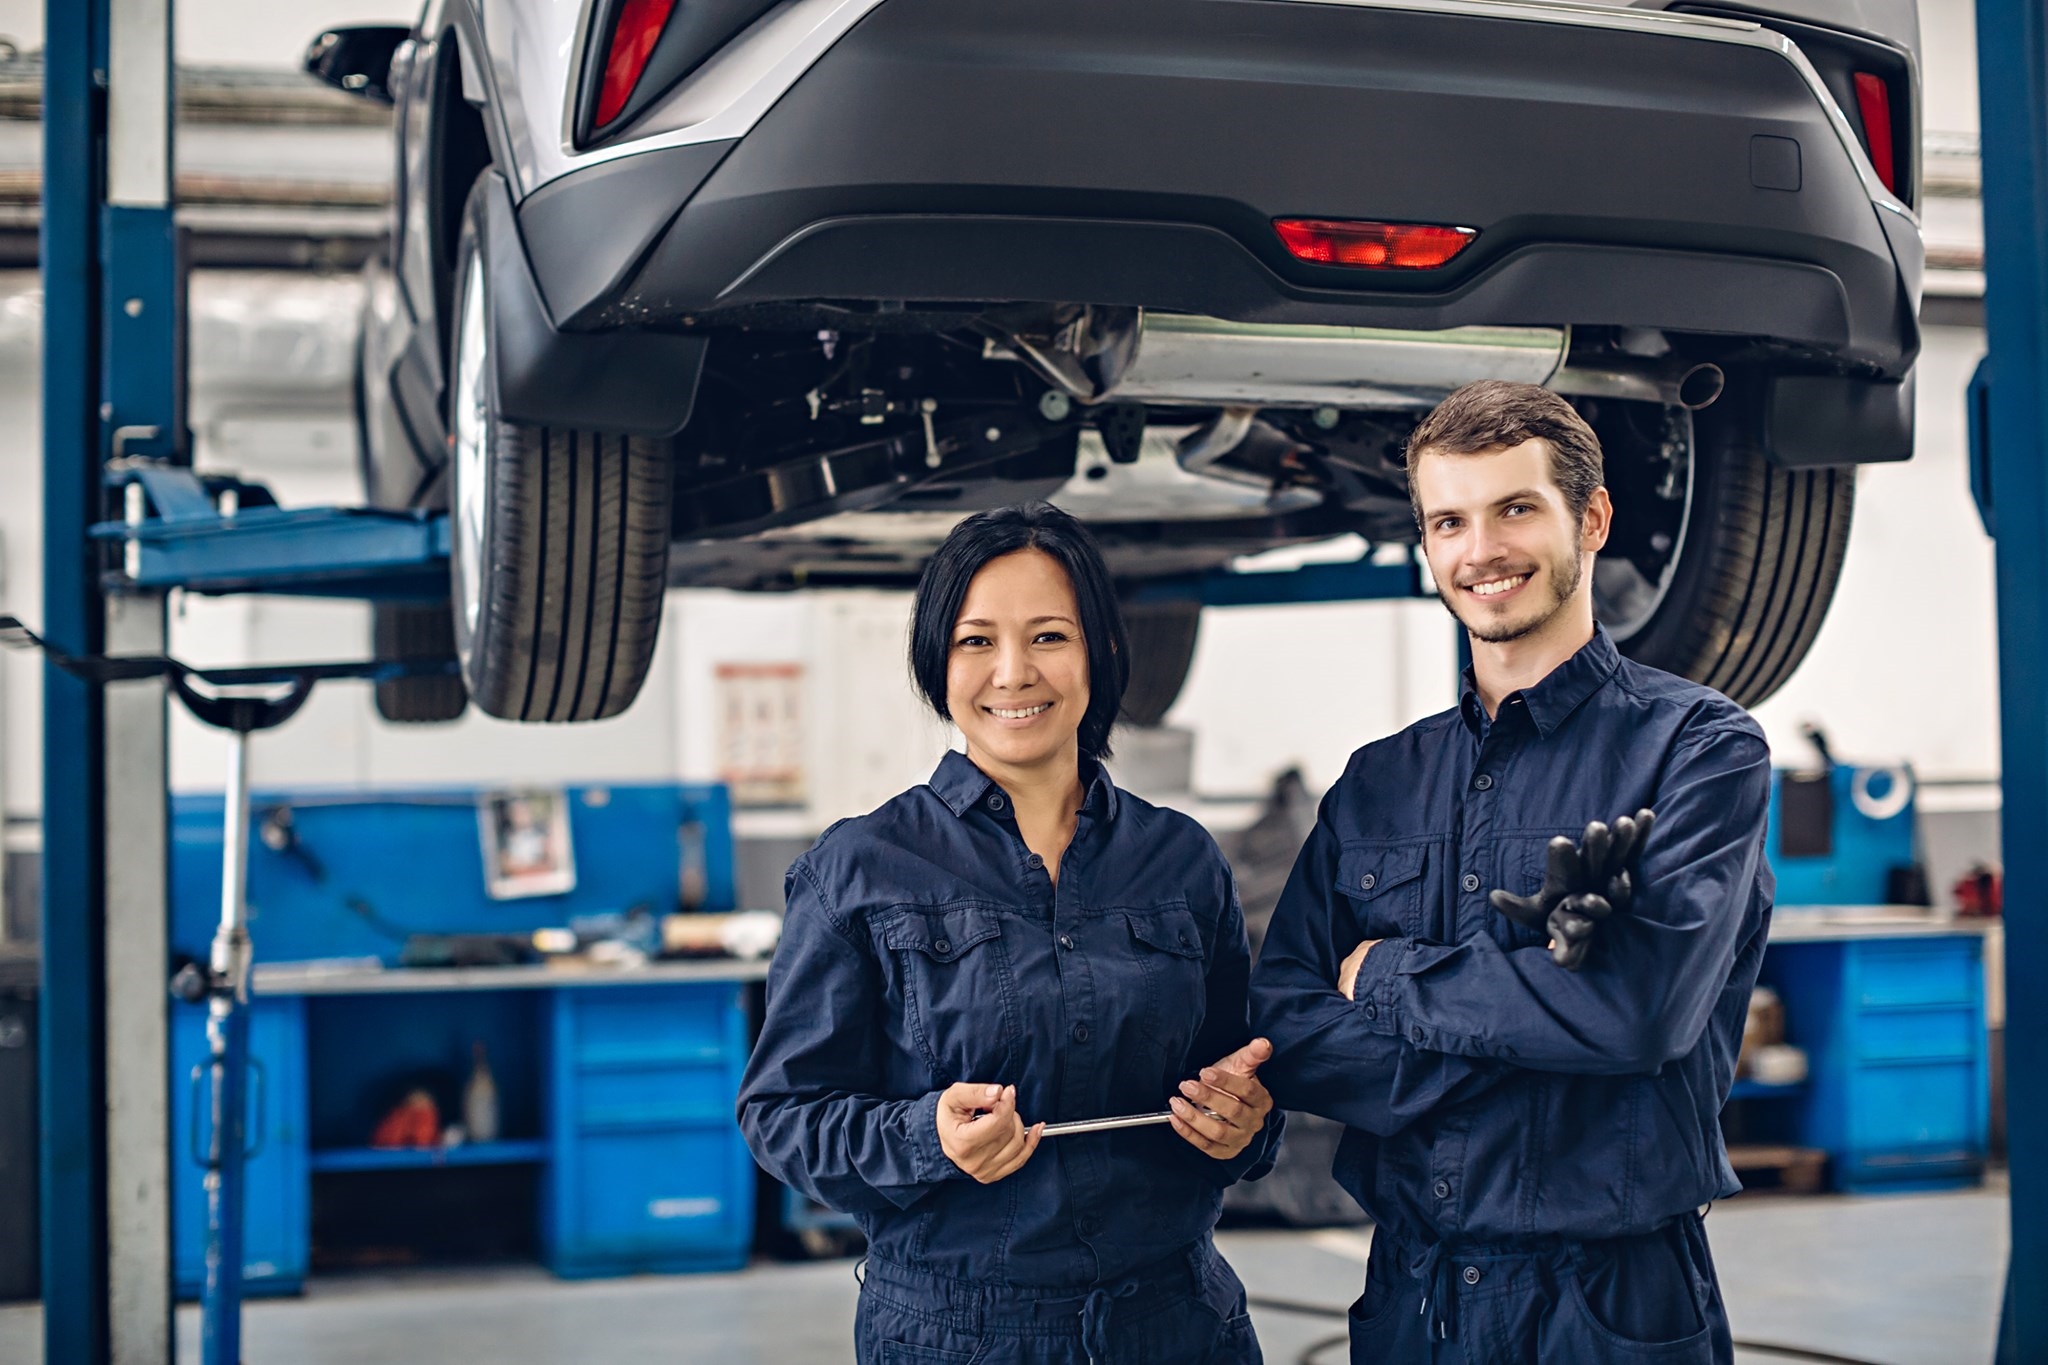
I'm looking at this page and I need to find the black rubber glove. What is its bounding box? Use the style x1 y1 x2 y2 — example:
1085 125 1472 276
1487 809 1656 970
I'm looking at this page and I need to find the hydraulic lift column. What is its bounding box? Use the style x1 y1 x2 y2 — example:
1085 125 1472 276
1974 0 2048 1357
40 0 180 1362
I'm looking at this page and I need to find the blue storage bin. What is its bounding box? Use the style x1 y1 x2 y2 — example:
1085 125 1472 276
169 994 309 1298
542 983 754 1276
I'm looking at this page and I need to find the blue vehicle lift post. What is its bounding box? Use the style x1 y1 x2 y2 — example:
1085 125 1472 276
1973 0 2048 1357
42 0 182 1362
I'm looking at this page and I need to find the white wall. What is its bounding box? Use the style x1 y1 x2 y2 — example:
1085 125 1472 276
1919 0 1980 136
0 276 43 826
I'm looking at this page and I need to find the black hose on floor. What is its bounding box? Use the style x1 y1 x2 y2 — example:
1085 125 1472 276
1244 1294 1891 1365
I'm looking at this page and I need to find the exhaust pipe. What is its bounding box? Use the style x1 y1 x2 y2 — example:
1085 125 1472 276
1548 358 1725 410
1106 315 1567 409
997 311 1721 413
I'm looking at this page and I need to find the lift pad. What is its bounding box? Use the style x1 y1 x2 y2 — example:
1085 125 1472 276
90 465 450 601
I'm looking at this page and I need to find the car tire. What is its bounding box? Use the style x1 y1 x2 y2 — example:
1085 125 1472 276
1119 598 1202 727
448 179 673 723
372 602 469 723
1595 396 1854 709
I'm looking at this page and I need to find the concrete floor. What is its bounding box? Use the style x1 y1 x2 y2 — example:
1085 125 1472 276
0 1185 2007 1364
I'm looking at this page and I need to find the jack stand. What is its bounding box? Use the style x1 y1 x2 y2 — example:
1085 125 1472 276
167 675 314 1365
1 612 455 1365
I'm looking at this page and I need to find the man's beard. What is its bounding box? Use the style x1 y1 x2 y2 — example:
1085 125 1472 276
1437 549 1584 645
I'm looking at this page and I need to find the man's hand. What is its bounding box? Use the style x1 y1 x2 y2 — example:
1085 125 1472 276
1338 939 1381 1000
1169 1037 1275 1160
935 1083 1043 1183
1487 809 1656 970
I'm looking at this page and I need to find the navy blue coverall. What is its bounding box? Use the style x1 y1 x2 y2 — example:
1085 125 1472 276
739 751 1282 1364
1250 628 1772 1364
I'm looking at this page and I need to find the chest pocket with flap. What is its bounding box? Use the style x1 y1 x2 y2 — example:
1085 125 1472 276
1335 843 1427 940
882 907 1021 1080
1124 904 1210 1061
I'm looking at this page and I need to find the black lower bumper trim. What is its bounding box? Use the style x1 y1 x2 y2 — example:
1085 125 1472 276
716 213 1860 348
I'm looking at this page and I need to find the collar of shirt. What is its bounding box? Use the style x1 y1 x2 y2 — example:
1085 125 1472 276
927 747 1120 822
1458 624 1622 740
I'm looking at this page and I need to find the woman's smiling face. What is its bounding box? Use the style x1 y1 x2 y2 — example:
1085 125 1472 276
946 547 1091 775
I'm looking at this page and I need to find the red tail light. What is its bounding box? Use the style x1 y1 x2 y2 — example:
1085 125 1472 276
1273 218 1477 271
595 0 677 128
1852 71 1897 194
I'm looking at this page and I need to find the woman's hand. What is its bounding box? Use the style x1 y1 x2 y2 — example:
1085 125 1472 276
1169 1037 1275 1160
935 1083 1044 1183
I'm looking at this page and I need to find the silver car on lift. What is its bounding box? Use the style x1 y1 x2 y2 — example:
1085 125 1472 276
308 0 1923 724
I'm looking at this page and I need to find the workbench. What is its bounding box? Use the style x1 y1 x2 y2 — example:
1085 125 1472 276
1738 910 1994 1194
163 782 762 1297
168 958 769 1297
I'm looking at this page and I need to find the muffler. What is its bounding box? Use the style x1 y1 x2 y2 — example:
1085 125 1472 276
992 310 1723 413
1107 315 1567 409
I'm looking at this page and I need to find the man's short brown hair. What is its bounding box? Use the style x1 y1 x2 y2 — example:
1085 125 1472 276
1405 380 1604 526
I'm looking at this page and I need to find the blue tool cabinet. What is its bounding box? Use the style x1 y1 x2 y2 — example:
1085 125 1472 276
543 984 755 1276
1758 928 1990 1192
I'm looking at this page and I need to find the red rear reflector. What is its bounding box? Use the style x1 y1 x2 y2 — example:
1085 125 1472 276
1273 218 1477 270
595 0 677 128
1852 72 1897 194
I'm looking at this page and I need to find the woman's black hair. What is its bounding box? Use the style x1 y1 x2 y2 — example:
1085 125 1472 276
909 502 1130 763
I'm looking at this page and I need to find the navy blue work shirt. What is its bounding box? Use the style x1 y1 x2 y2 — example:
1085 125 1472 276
738 750 1281 1286
1251 626 1773 1244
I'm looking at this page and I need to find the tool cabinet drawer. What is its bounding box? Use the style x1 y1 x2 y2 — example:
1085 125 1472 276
1852 941 1979 1008
572 1062 732 1128
1849 1058 1983 1153
547 1124 751 1264
560 985 737 1062
1852 1006 1980 1063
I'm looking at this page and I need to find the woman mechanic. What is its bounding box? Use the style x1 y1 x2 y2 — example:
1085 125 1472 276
739 502 1282 1365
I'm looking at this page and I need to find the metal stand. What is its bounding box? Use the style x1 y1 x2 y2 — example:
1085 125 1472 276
166 677 313 1365
0 614 450 1362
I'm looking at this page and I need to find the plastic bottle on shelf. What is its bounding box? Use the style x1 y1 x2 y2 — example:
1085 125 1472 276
464 1041 499 1144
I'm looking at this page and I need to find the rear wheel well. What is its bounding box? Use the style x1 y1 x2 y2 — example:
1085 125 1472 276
432 32 495 349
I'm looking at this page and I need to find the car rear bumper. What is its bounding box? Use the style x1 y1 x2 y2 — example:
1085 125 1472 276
517 0 1920 375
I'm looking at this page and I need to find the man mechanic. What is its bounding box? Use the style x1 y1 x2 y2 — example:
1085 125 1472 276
1250 380 1774 1364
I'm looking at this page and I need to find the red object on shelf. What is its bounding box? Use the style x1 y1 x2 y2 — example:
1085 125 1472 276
369 1088 441 1149
1953 863 2003 918
1272 217 1477 270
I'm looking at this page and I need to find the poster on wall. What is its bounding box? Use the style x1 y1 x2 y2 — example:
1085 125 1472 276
717 662 806 807
477 788 577 899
